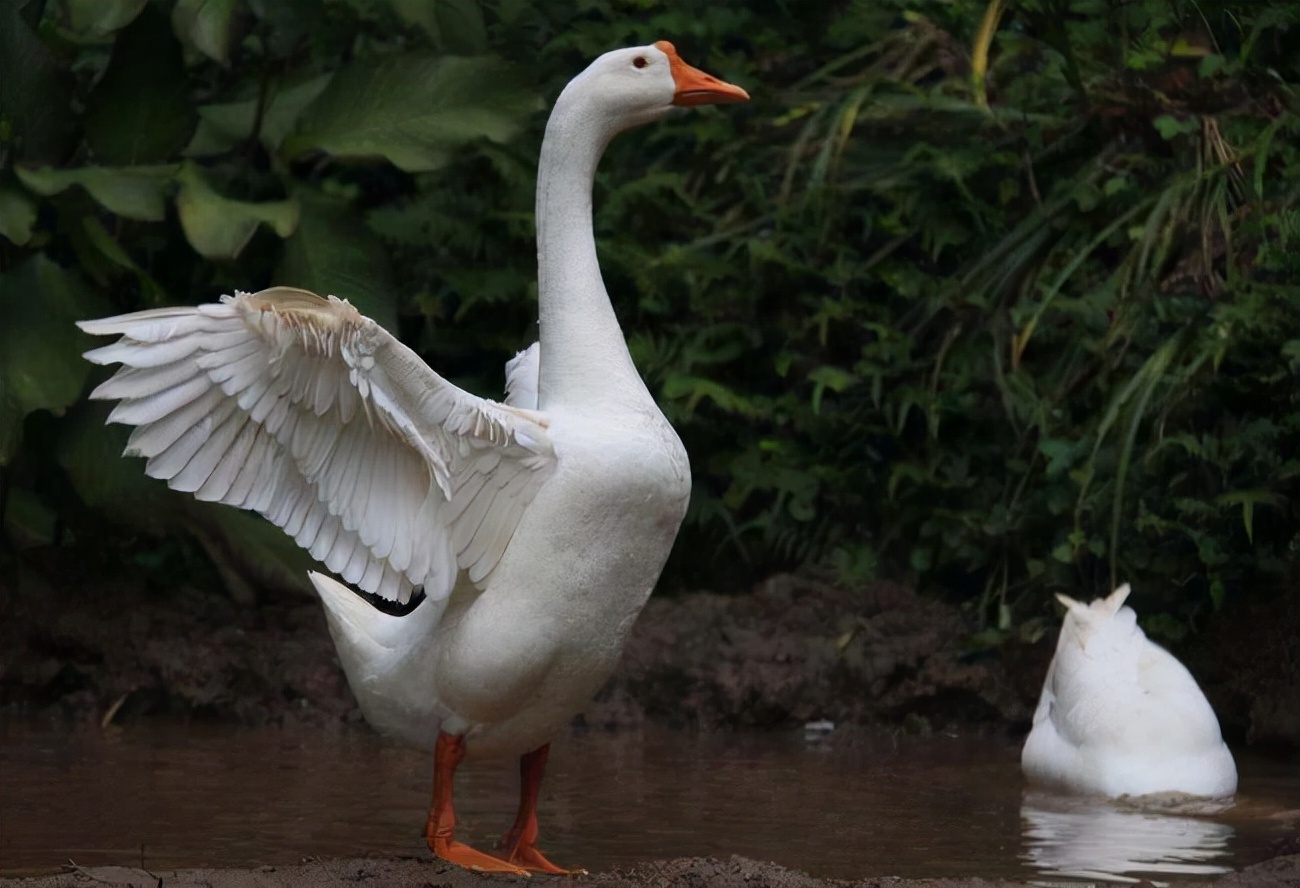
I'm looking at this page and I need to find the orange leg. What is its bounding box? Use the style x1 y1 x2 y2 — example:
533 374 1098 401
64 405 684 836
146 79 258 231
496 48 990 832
495 743 576 874
424 732 528 875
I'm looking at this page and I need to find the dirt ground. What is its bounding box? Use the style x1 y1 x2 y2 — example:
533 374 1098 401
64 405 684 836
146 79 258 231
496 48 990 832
2 560 1297 748
2 852 1299 888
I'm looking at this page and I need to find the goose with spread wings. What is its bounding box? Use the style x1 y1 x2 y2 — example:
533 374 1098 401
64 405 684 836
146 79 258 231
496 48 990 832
79 42 748 875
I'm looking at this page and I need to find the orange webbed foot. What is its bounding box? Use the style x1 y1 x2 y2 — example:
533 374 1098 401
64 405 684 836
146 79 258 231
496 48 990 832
432 836 532 876
495 840 583 876
491 743 585 875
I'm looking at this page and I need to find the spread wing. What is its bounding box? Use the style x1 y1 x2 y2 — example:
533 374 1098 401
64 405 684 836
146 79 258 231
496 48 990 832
78 287 555 604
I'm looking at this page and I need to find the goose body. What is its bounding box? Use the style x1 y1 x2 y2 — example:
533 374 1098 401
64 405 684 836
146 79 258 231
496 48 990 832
78 42 747 873
309 335 692 758
1021 584 1237 799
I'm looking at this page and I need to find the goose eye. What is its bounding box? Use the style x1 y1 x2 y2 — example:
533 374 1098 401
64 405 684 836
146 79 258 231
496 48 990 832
632 56 648 69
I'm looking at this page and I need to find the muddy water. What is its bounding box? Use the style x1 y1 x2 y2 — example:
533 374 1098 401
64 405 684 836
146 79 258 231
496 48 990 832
1 718 1296 882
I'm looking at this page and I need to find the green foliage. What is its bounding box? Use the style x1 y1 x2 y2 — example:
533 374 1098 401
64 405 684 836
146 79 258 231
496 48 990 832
646 0 1300 629
284 54 538 172
0 255 108 462
0 0 538 593
83 4 195 165
1 0 1297 633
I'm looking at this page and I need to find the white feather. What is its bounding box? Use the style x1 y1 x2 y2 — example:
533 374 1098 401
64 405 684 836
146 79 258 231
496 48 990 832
504 343 540 409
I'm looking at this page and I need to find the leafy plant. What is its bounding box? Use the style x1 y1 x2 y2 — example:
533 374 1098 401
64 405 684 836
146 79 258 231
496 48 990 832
667 0 1300 630
0 0 539 591
2 0 1297 640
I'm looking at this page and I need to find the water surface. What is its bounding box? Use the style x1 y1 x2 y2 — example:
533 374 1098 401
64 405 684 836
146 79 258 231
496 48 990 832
1 718 1295 882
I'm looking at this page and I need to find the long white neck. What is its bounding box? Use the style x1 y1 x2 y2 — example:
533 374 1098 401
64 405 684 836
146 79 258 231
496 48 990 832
534 87 659 411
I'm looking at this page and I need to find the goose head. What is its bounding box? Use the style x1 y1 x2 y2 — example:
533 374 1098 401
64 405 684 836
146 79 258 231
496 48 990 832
552 41 749 136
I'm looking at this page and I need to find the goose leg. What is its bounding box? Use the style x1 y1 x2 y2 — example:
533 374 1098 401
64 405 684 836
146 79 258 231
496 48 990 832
425 731 528 875
495 743 575 874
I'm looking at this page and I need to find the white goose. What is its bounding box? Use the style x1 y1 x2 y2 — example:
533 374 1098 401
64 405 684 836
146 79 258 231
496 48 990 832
1021 584 1237 799
78 42 748 875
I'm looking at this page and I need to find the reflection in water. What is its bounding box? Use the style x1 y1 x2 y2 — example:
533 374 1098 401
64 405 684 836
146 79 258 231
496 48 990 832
1021 791 1234 883
1 718 1295 881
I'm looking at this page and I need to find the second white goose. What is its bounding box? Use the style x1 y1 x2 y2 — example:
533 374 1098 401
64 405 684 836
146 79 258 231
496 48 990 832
1022 584 1237 799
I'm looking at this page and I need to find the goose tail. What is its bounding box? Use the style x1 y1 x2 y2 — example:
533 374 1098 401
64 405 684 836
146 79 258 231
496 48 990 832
310 570 430 650
310 570 446 746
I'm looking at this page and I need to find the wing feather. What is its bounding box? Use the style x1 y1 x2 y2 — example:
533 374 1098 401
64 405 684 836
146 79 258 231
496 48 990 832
228 431 271 508
297 494 328 550
278 480 315 538
332 527 361 579
105 371 210 426
247 447 283 513
463 486 514 578
342 535 372 585
196 417 257 503
504 343 539 409
172 403 245 492
123 385 224 459
349 444 378 539
207 346 267 391
101 362 199 399
308 505 341 561
84 336 203 369
79 286 555 603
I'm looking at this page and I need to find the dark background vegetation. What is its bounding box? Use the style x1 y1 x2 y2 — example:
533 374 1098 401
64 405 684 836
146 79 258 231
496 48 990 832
1 0 1297 666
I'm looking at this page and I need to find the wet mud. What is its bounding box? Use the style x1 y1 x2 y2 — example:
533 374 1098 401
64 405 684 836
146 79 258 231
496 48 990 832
3 563 1296 750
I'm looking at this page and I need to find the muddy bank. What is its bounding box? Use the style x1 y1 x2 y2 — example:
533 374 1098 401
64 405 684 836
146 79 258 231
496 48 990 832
593 575 1033 733
1 556 1297 746
4 853 1299 888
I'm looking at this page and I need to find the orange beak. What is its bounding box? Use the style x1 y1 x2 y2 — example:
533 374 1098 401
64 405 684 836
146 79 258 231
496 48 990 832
656 41 750 106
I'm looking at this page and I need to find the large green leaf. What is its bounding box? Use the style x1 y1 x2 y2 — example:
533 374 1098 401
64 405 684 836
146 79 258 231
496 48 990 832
0 255 110 464
55 0 148 39
384 0 487 53
2 486 62 547
0 179 38 246
275 189 398 329
187 74 333 157
0 1 78 164
84 4 195 164
56 404 170 517
283 54 537 172
171 0 241 64
249 0 329 58
176 162 299 259
75 215 170 305
182 504 317 600
15 164 177 221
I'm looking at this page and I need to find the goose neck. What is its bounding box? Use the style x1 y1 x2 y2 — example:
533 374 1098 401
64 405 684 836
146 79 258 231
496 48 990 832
534 98 646 409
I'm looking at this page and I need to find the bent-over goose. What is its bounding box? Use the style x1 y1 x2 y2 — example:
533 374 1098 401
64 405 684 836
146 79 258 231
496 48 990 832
1022 584 1237 799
